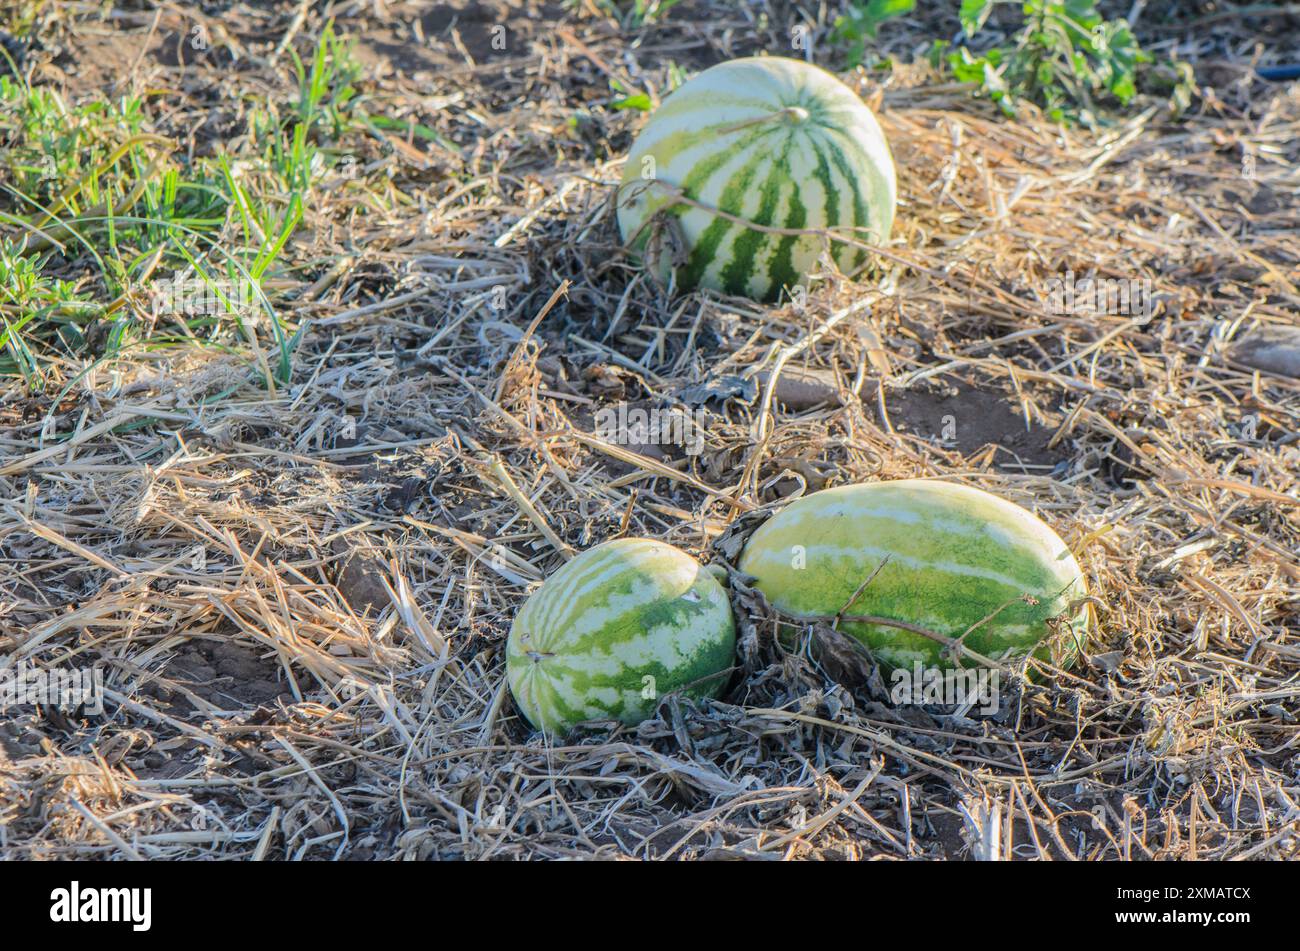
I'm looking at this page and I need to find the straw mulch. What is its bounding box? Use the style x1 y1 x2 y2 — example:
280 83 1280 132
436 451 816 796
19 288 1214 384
1 1 1297 859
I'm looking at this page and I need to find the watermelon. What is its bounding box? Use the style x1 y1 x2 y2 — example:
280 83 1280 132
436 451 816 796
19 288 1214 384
617 56 897 302
738 480 1089 670
507 538 736 735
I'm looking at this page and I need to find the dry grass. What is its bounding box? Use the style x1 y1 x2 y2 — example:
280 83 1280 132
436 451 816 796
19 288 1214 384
0 0 1297 860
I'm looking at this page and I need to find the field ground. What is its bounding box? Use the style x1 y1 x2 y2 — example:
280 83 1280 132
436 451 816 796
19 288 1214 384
0 1 1298 860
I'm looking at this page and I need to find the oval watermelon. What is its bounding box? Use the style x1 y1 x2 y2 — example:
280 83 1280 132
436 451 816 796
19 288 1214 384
507 538 736 735
738 480 1089 670
617 56 897 302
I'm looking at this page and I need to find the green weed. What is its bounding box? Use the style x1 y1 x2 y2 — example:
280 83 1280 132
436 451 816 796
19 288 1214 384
0 22 364 387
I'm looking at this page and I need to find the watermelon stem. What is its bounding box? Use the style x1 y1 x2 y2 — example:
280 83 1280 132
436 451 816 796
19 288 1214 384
830 613 1006 670
947 593 1043 664
713 106 811 135
832 556 892 629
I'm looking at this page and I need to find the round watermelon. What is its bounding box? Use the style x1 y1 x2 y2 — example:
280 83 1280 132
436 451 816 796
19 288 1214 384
507 538 736 735
738 480 1089 670
617 55 896 302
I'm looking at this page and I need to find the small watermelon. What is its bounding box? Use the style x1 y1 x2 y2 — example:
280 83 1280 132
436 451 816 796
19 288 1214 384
507 538 736 735
617 55 896 302
738 480 1089 670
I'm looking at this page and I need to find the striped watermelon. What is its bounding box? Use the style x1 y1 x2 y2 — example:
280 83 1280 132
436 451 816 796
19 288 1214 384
507 538 736 735
738 480 1089 670
617 56 896 302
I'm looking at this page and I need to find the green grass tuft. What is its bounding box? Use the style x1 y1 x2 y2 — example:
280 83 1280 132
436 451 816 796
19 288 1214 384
0 20 365 388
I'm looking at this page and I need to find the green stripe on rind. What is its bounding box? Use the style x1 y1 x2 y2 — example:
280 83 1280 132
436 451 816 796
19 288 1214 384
617 56 897 303
819 136 872 273
738 480 1089 670
675 145 767 293
808 139 842 252
720 141 791 297
763 170 807 299
817 123 894 270
507 539 736 735
628 121 779 187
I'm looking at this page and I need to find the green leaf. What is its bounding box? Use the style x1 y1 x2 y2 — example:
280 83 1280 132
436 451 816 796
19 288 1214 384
927 39 951 69
871 0 915 16
948 49 987 84
838 0 915 41
611 93 653 112
1062 0 1102 28
1109 73 1136 103
959 0 995 38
